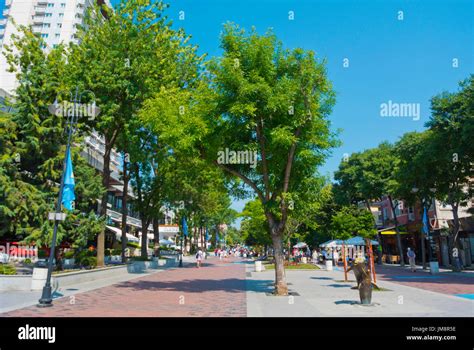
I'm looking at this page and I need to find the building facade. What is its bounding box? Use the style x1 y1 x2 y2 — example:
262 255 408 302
371 196 473 268
0 0 112 94
0 1 180 252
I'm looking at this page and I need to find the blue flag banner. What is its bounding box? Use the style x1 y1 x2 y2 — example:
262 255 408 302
182 216 189 237
422 206 429 235
205 227 209 242
61 148 75 211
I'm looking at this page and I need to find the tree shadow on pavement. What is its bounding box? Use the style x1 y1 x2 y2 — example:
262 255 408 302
327 284 353 288
114 278 272 294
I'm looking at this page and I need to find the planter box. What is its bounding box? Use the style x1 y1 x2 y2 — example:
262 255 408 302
63 258 75 268
165 258 177 267
110 255 122 263
0 274 32 291
31 267 49 290
1 265 132 291
127 260 160 273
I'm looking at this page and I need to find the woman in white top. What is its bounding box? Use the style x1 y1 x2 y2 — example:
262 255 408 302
333 250 339 266
196 249 203 268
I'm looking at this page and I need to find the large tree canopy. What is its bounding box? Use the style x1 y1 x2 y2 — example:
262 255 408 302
142 23 338 295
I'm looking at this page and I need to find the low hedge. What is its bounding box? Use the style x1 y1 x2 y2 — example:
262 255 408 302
80 256 97 268
0 264 17 275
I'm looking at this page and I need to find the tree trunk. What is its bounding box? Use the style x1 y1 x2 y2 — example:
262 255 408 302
200 226 204 252
271 228 288 296
121 158 129 264
388 195 405 266
420 228 427 269
98 136 113 267
141 218 149 259
342 242 348 282
451 202 462 272
153 216 160 258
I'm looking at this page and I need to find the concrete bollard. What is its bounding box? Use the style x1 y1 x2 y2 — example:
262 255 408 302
31 267 48 290
429 261 439 274
325 260 333 271
255 261 262 272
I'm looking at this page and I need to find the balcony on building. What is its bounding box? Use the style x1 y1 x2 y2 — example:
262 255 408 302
33 15 45 24
34 5 47 16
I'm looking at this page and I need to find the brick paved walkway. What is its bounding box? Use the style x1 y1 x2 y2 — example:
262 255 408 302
2 257 247 317
372 264 474 297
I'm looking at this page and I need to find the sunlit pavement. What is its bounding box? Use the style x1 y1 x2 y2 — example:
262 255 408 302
2 258 473 317
372 264 474 299
246 263 474 317
1 256 247 317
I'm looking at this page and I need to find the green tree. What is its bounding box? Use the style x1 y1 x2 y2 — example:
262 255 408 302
334 143 404 265
143 24 337 295
68 0 201 265
0 26 104 250
240 199 272 248
425 77 474 271
331 205 377 241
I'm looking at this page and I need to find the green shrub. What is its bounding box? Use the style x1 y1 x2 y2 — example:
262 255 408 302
0 264 17 275
105 249 111 257
78 249 96 259
37 250 47 259
112 248 122 256
81 256 97 268
63 250 75 259
127 242 140 249
23 258 32 265
131 256 149 262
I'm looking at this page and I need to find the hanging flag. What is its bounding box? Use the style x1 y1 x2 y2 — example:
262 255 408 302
422 206 429 235
205 227 209 242
61 148 75 211
182 216 189 237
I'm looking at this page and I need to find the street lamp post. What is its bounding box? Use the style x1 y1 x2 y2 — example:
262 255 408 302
179 232 184 267
411 187 436 269
38 88 99 307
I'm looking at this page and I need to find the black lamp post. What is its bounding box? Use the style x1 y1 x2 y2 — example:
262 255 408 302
37 88 99 307
179 232 184 267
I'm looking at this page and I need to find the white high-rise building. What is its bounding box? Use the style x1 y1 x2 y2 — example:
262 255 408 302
0 0 111 95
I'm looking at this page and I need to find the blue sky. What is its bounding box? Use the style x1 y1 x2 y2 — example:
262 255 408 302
115 0 472 175
2 0 473 216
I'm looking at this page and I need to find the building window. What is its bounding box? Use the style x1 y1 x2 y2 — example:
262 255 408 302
57 23 62 28
61 3 66 8
41 33 49 38
59 13 64 17
47 3 54 7
45 13 52 17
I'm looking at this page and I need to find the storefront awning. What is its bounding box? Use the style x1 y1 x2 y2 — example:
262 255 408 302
380 230 409 235
106 226 139 243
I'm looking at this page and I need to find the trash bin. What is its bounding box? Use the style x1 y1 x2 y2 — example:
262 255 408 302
325 260 333 271
429 261 439 274
31 267 48 290
255 260 262 272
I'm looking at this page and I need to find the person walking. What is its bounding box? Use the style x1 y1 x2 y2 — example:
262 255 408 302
333 249 339 267
407 247 416 272
312 249 319 264
196 248 203 268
